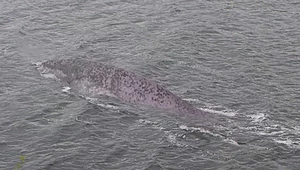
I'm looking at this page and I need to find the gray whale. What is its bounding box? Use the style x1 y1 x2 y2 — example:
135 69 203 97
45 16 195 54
37 59 213 120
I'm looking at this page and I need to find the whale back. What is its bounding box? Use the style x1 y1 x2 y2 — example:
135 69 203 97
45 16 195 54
38 59 213 120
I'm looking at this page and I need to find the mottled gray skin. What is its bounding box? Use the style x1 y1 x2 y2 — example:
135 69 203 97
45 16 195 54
39 59 213 119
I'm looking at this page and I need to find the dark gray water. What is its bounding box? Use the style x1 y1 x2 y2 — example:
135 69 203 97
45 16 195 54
1 0 300 169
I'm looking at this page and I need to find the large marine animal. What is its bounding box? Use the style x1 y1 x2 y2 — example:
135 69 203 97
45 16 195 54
35 59 213 120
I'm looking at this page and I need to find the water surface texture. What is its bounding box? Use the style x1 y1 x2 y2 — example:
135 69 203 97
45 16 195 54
1 0 300 169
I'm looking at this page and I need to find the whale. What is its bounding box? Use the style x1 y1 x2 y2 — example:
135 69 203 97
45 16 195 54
35 59 214 120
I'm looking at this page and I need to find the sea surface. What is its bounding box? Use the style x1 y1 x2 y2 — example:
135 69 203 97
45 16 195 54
1 0 300 169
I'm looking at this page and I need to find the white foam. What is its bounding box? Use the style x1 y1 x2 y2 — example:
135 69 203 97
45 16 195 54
247 113 267 123
62 86 71 93
179 124 239 146
257 131 284 136
97 103 119 109
167 133 177 143
201 108 237 117
40 72 57 80
292 126 300 134
83 96 120 110
31 61 43 67
223 138 240 146
184 98 201 103
84 96 98 102
138 119 166 130
183 99 238 117
165 133 189 147
179 125 219 137
138 119 153 125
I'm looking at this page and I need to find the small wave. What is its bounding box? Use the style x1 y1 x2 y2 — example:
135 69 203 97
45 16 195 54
273 138 300 149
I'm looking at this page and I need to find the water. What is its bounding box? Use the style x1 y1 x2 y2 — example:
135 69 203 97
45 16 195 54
1 0 299 169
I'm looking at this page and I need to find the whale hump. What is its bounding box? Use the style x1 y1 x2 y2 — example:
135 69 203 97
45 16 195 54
37 59 214 120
